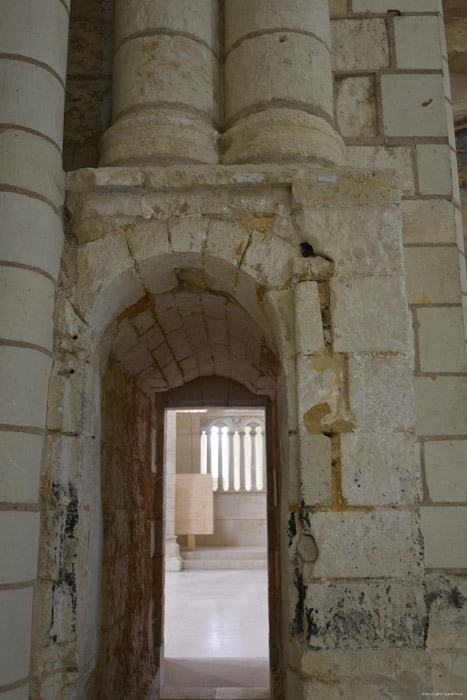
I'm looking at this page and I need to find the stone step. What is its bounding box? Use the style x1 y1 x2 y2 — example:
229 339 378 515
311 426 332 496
181 546 267 560
161 688 269 699
182 559 267 570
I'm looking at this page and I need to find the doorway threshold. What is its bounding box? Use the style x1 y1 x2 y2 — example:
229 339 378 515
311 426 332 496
160 687 269 699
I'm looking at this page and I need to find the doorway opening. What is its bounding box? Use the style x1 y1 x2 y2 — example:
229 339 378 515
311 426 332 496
96 277 284 700
162 407 269 699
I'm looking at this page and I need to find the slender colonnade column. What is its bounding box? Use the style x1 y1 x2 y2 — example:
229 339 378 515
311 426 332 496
222 0 344 165
99 0 220 166
0 0 69 695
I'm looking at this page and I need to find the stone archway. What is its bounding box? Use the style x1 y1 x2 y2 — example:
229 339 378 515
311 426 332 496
96 281 283 699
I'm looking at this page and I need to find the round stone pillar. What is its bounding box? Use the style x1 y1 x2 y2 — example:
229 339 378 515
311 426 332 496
222 0 345 165
0 0 69 695
99 0 220 166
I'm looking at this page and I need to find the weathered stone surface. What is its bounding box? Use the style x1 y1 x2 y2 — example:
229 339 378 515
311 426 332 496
297 353 353 435
381 74 447 138
416 144 453 196
348 354 415 432
341 431 421 506
308 510 423 579
0 588 33 686
299 434 332 506
0 512 40 585
305 582 426 650
421 506 467 568
295 282 325 355
344 146 415 195
417 307 467 372
425 440 467 503
332 19 389 71
331 276 410 352
336 76 377 138
415 377 467 435
394 15 443 70
404 247 461 304
401 199 457 244
427 574 467 650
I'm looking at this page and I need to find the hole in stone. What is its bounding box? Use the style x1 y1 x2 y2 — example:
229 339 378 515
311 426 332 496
69 369 75 374
279 34 287 42
72 335 78 340
300 241 315 258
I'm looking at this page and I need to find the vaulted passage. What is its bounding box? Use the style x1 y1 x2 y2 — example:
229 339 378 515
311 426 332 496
97 277 283 700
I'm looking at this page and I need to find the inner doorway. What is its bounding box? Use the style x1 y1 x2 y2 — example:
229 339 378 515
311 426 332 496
162 407 270 699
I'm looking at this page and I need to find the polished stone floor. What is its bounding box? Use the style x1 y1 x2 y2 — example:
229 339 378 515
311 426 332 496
162 569 269 698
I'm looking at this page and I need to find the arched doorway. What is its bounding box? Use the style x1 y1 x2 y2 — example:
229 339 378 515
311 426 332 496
96 276 284 698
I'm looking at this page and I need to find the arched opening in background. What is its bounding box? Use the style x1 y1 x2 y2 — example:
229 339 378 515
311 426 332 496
96 274 284 700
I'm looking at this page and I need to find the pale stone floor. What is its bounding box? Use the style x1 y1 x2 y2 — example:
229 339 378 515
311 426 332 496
162 570 269 700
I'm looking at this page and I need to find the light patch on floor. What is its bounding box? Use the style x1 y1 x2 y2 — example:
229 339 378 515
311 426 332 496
162 569 269 698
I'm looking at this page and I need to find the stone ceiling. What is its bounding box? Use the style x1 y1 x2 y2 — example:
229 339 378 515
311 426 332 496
107 286 280 397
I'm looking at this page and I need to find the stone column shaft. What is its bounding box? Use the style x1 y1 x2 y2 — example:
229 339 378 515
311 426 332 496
0 0 69 694
223 0 344 164
100 0 220 166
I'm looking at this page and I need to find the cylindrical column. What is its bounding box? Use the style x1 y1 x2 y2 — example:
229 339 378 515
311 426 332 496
223 0 344 165
164 411 182 572
0 0 69 695
100 0 220 166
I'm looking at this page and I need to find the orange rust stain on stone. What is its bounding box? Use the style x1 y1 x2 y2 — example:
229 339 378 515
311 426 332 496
303 402 331 433
419 292 431 303
244 212 277 234
116 295 152 325
307 352 344 376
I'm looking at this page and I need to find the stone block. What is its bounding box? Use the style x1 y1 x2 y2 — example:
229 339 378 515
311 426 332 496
0 346 52 428
416 144 453 196
205 219 251 268
224 0 332 51
420 506 467 568
336 76 377 138
113 36 217 119
294 281 325 355
0 266 55 351
329 0 348 14
301 205 403 277
344 146 415 195
0 192 63 279
425 440 467 502
0 587 33 686
0 59 65 146
427 573 467 651
47 360 85 435
341 431 421 506
297 354 353 435
308 509 423 579
404 247 461 304
394 16 443 70
0 0 69 82
299 433 332 505
431 653 467 694
401 199 457 244
292 169 399 208
414 376 467 435
240 231 295 288
73 232 145 330
305 582 426 650
417 307 467 372
330 276 410 352
348 354 414 431
0 432 43 504
331 19 389 71
225 34 334 123
0 512 40 584
168 216 209 254
381 74 447 138
299 649 431 699
353 0 439 10
0 129 65 209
